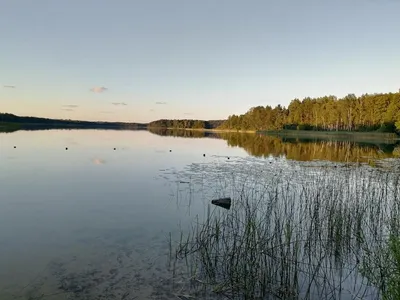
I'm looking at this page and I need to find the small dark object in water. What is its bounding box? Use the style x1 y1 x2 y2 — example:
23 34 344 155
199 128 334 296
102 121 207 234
211 197 231 210
14 146 16 149
269 161 272 164
114 148 116 150
227 157 230 159
203 154 205 157
65 147 68 150
169 150 172 152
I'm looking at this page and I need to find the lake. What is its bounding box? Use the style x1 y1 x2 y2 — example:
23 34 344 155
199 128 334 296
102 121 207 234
0 129 399 299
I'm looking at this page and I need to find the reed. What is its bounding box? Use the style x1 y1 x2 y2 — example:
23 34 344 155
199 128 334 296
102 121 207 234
168 160 400 299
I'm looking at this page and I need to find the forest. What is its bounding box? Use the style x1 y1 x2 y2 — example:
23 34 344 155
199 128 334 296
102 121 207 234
219 92 400 133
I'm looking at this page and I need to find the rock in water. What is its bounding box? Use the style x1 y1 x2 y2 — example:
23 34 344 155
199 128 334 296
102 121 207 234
211 197 231 210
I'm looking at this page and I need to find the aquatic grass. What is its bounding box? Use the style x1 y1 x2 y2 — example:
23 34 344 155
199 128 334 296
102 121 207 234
166 158 400 299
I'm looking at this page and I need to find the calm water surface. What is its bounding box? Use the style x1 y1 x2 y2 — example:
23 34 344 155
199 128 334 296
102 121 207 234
0 129 398 299
0 130 248 299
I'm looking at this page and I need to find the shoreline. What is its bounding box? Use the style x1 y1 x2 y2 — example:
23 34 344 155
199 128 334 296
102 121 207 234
158 127 256 133
258 129 400 142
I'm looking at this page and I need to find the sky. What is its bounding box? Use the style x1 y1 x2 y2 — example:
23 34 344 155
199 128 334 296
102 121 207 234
1 0 400 123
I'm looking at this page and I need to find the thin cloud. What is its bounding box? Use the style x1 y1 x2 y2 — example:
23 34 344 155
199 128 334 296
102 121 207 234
184 112 194 116
62 104 78 108
90 86 108 93
61 108 75 112
3 85 16 88
112 102 127 106
149 109 155 112
155 101 167 105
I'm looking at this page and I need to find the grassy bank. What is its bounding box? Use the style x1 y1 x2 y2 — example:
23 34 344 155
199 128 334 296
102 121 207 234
259 129 399 142
147 126 256 133
183 128 256 133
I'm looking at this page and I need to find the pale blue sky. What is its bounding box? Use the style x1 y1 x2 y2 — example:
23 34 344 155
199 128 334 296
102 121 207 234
1 0 399 122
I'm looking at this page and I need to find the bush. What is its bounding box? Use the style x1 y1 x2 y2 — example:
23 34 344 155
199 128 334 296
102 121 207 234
297 124 313 131
376 122 396 133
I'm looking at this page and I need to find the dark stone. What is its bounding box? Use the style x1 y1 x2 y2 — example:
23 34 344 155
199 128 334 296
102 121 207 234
211 197 231 210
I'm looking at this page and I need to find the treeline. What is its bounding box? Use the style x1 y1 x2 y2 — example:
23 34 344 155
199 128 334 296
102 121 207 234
220 92 400 133
0 113 147 129
0 113 225 131
147 119 224 129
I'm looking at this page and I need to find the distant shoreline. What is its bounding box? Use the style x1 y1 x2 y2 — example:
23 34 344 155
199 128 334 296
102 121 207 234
0 122 149 133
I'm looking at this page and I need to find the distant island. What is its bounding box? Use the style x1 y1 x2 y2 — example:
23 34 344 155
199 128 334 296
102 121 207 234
0 112 225 132
1 91 400 136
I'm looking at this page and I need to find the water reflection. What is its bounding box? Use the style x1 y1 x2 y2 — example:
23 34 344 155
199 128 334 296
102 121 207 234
149 128 400 163
92 158 106 165
148 127 216 139
3 127 398 163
